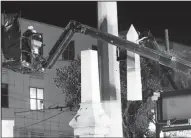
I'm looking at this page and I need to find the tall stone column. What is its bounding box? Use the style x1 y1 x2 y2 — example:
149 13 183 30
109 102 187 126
69 50 110 137
97 2 123 137
126 25 142 101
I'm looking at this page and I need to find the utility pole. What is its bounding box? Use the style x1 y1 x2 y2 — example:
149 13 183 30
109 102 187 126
156 124 161 138
165 29 170 53
97 2 123 137
0 50 2 138
155 29 171 138
0 13 3 138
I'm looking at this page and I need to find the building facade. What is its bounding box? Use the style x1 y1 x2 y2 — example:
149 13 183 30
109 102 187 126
1 18 97 137
2 17 191 137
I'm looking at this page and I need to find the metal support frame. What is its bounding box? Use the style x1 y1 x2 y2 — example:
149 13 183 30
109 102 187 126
156 89 191 123
154 89 191 133
162 125 191 132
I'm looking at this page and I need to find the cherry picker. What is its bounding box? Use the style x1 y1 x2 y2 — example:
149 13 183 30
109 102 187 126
2 14 191 75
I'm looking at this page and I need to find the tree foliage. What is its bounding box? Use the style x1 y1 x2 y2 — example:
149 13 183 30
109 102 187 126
54 56 81 111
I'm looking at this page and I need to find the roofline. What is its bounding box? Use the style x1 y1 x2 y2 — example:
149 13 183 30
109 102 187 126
19 17 65 30
119 29 190 47
1 13 65 30
155 37 190 47
7 14 189 47
20 17 129 35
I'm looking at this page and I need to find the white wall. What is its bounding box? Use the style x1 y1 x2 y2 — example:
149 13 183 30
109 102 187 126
2 120 14 137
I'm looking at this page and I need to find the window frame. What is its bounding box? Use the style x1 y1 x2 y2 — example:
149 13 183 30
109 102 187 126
1 83 9 108
29 87 44 111
92 45 98 51
62 40 75 61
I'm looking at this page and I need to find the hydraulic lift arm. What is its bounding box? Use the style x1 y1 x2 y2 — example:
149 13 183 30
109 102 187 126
43 20 191 75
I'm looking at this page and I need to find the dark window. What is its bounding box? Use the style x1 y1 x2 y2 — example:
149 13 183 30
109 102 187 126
29 87 44 110
116 47 127 61
62 41 75 60
39 45 43 56
1 83 9 108
92 45 97 51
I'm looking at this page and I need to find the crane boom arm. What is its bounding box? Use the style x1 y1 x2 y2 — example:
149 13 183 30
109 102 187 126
43 20 191 75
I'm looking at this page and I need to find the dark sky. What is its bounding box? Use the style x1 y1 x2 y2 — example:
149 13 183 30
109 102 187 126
1 1 191 46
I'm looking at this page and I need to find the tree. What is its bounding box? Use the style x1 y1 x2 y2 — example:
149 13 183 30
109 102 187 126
54 56 81 112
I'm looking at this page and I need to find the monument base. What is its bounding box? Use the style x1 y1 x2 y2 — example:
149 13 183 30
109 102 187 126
69 102 111 137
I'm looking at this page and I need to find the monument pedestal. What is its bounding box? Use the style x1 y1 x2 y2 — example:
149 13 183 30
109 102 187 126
69 50 111 137
69 103 110 137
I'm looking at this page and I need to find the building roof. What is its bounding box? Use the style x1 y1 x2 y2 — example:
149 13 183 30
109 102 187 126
20 17 65 30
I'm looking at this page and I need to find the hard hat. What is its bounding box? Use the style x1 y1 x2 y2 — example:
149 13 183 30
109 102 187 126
32 30 37 33
28 26 34 30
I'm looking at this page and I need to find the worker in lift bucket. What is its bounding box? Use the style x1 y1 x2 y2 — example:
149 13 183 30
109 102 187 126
21 26 34 64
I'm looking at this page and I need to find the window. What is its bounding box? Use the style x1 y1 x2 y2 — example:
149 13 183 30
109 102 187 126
92 45 97 51
29 87 44 110
62 41 75 60
1 83 9 108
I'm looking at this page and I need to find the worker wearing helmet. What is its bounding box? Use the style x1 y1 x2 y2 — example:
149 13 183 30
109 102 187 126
21 26 35 64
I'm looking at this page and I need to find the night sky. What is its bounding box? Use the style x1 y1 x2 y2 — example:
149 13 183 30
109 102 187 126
1 1 191 46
